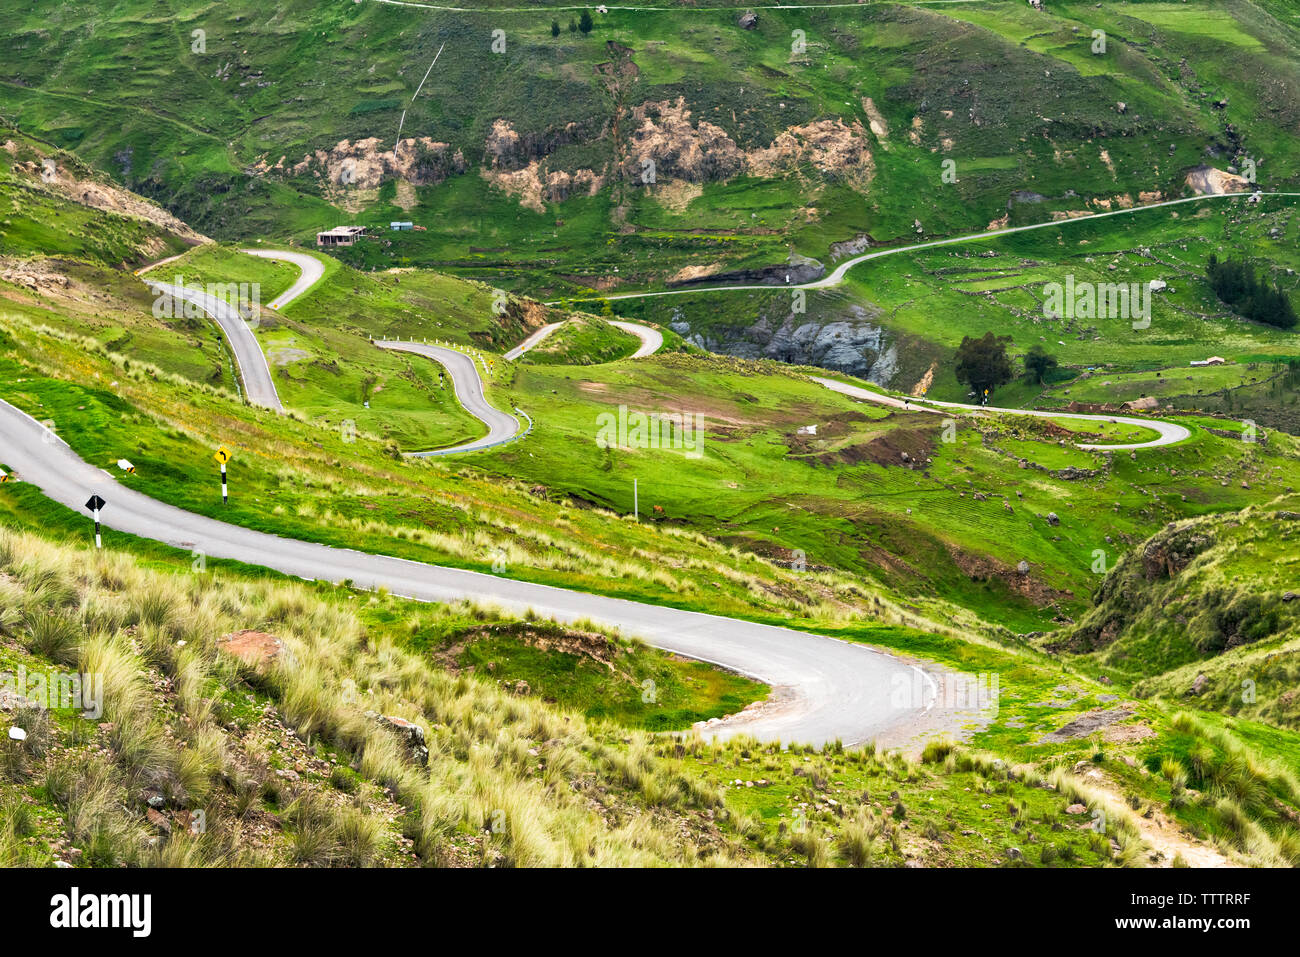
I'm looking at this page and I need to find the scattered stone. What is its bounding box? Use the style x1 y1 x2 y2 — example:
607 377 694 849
1046 512 1060 527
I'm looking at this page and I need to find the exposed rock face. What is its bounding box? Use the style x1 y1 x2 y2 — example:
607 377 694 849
290 137 466 191
482 161 603 213
1185 165 1251 195
627 98 746 183
1141 526 1213 580
669 256 825 288
746 118 875 191
672 303 899 384
480 99 874 211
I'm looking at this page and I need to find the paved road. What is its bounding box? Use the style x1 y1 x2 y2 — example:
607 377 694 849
814 377 1191 450
504 319 663 361
0 394 979 748
503 322 565 361
593 192 1300 302
239 248 326 311
375 340 525 455
608 320 664 358
145 279 283 412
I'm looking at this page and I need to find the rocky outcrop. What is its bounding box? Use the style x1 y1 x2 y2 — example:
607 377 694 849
627 98 746 184
1185 165 1251 195
290 137 466 191
671 303 898 384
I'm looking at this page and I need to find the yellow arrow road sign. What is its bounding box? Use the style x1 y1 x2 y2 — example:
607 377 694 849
214 445 232 465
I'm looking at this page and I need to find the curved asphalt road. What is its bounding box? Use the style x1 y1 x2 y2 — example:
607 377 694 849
594 191 1300 302
240 248 326 310
374 340 524 455
814 377 1191 451
145 279 283 412
0 394 975 748
504 319 663 361
608 320 664 359
503 322 565 361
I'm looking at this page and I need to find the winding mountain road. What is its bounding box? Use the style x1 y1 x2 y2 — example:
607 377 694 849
0 394 975 748
608 319 664 358
814 377 1191 451
375 340 525 455
503 318 663 361
240 248 326 310
12 209 1214 748
145 279 283 412
596 192 1300 302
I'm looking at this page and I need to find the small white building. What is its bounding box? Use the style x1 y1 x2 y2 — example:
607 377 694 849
1190 356 1226 367
316 225 366 247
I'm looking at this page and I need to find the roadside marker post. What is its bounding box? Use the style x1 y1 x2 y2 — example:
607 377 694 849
633 478 638 520
85 494 106 549
214 445 232 504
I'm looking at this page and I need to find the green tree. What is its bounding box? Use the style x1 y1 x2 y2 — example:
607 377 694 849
551 19 560 37
954 332 1015 400
568 18 577 32
1022 344 1058 385
579 10 594 34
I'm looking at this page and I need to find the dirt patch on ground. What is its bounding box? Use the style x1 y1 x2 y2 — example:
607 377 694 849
217 630 287 671
668 261 723 283
947 546 1074 608
482 160 603 213
861 97 890 143
435 625 623 675
1076 763 1238 867
626 98 874 192
746 118 875 192
910 363 936 397
810 422 935 468
654 179 704 213
285 137 467 206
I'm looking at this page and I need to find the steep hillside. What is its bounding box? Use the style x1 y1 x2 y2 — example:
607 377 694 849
1048 505 1300 728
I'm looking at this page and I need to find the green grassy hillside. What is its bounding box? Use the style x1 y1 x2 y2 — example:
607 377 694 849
1050 506 1300 729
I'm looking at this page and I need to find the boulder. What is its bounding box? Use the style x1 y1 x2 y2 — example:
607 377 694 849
1046 512 1060 527
367 712 429 767
738 11 759 29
